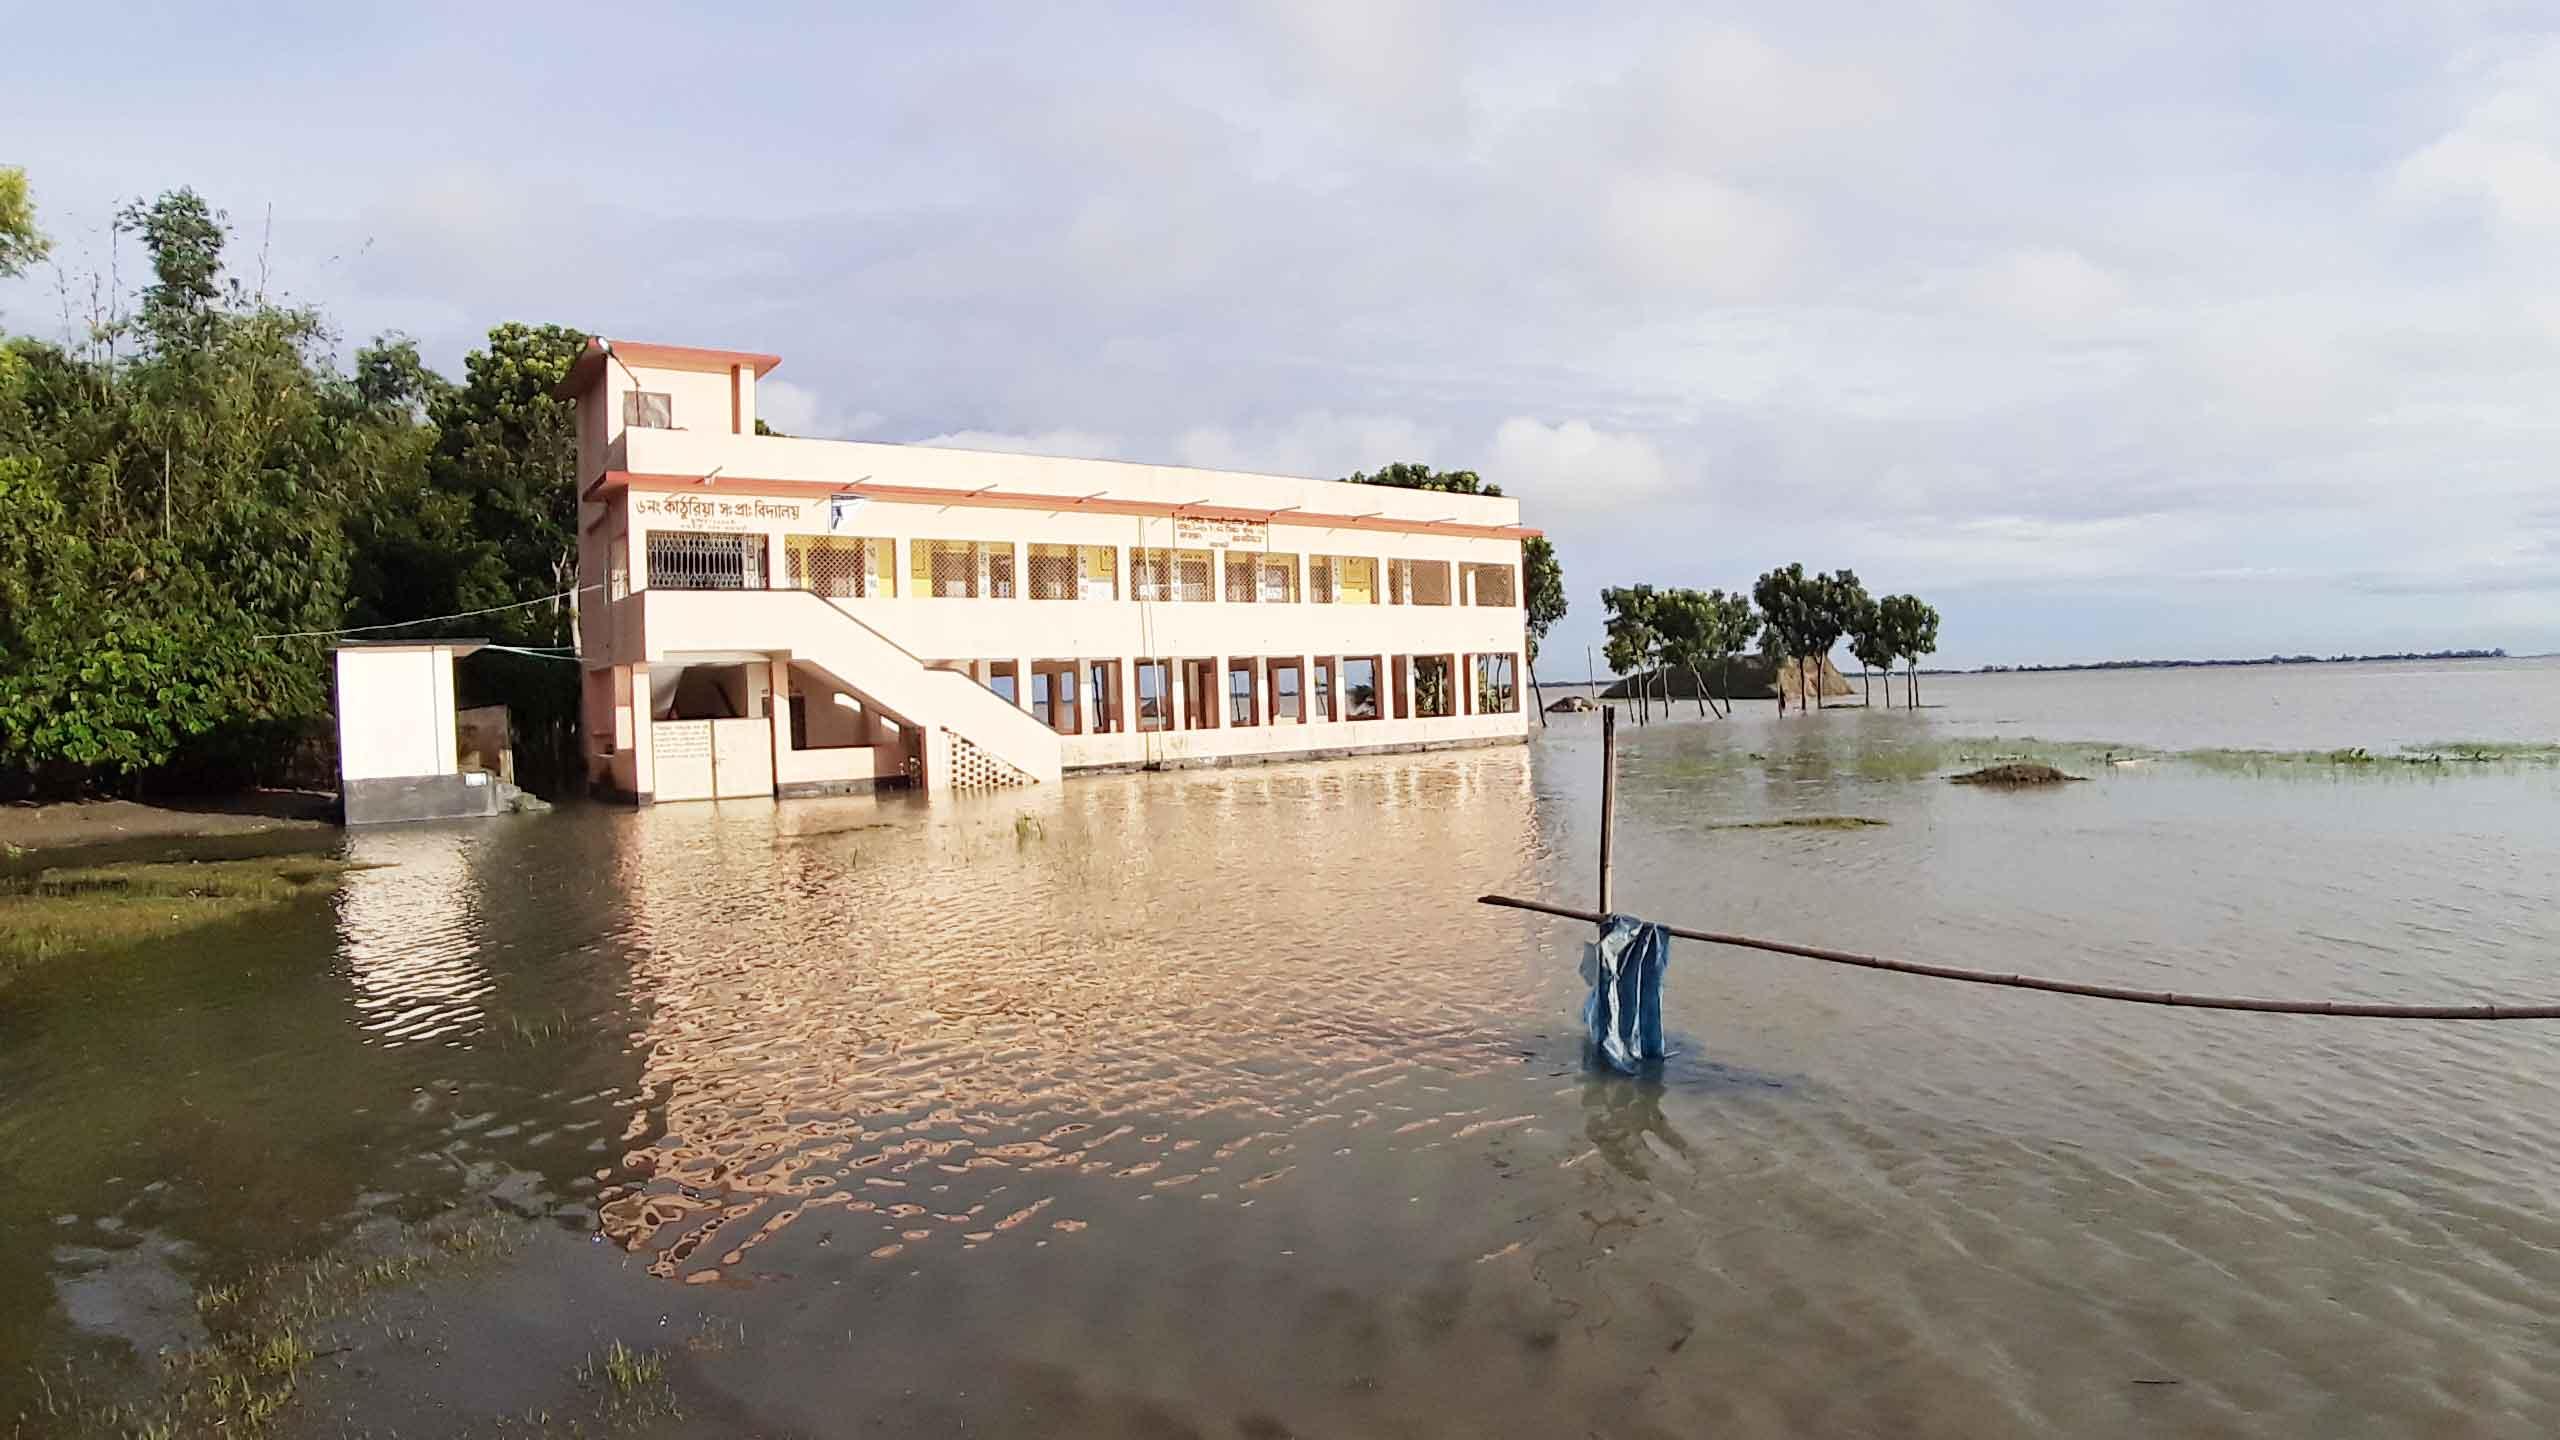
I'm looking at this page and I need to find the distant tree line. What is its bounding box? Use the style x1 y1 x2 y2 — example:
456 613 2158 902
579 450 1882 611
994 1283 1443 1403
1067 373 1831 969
1599 565 1939 721
1976 648 2505 674
0 170 588 797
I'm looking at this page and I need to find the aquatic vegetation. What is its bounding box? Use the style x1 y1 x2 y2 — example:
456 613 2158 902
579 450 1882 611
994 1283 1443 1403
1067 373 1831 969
1702 816 1890 830
19 1215 516 1439
0 857 370 983
1950 763 2082 786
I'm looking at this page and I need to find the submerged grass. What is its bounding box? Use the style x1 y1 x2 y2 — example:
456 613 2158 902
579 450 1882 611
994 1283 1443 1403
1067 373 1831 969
0 857 369 984
1702 816 1890 830
13 1214 517 1440
1659 731 2560 787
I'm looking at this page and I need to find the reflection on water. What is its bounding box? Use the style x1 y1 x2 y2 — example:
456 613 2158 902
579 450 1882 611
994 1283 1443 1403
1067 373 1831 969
8 678 2560 1435
338 829 491 1047
597 757 1548 1278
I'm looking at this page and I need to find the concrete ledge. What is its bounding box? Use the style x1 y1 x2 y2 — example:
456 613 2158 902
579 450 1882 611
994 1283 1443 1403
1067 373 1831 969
776 775 912 799
1066 731 1528 775
343 772 504 826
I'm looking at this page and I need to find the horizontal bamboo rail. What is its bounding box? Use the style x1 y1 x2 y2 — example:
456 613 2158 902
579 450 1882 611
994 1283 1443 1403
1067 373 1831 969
1479 893 2560 1020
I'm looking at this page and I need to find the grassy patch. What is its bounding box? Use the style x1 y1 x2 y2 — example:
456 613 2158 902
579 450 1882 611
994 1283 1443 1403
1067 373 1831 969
0 857 370 983
16 1214 516 1440
1702 816 1889 830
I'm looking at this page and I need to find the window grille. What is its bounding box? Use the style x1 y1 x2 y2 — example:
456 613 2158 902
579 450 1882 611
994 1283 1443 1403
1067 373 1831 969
786 535 894 598
1259 553 1300 603
624 391 672 429
911 540 984 598
1029 544 1115 600
1223 552 1259 603
1132 547 1212 602
1308 556 1335 604
1389 559 1453 606
647 532 765 590
1463 562 1517 608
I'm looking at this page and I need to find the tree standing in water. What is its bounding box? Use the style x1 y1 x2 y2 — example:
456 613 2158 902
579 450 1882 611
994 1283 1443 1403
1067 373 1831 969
1804 569 1866 711
1601 585 1663 723
1879 594 1941 708
1752 564 1812 714
1847 590 1894 707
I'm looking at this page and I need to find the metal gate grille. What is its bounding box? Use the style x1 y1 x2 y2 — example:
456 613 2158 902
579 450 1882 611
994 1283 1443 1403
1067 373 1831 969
647 532 766 590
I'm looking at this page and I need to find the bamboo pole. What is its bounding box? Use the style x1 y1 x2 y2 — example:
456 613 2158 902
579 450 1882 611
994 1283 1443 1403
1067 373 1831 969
1477 893 2560 1019
1596 705 1617 924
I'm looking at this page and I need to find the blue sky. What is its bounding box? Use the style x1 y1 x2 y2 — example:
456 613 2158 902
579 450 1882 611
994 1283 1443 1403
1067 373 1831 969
7 2 2559 669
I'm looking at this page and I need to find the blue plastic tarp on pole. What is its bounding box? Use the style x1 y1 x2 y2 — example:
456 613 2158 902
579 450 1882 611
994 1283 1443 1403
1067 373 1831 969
1582 915 1671 1074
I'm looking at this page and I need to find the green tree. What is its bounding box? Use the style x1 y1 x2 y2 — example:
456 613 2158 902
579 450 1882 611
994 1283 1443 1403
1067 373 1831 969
1847 591 1894 707
0 166 49 283
1600 584 1664 722
0 190 393 789
1879 594 1941 707
1813 569 1871 710
1751 564 1812 714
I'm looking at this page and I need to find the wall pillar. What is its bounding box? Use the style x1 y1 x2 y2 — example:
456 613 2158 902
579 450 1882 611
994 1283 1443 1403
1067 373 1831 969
1016 656 1036 714
631 662 655 801
767 657 792 782
1169 659 1188 731
1400 654 1418 721
1211 655 1229 727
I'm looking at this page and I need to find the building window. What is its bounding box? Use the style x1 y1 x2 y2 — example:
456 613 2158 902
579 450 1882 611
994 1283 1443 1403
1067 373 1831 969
1030 662 1081 734
1387 559 1452 606
1223 552 1260 603
1473 653 1519 713
1259 554 1300 603
1313 658 1335 721
985 661 1018 705
910 540 1015 598
1135 660 1171 731
624 391 673 429
1133 547 1214 602
1463 562 1517 608
1269 659 1302 722
786 535 895 598
1028 543 1118 600
1414 654 1456 717
1228 660 1259 726
647 532 765 590
1343 656 1382 720
1087 660 1122 734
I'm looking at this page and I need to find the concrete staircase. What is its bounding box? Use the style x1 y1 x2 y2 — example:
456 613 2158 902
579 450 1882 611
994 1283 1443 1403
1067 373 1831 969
643 589 1063 788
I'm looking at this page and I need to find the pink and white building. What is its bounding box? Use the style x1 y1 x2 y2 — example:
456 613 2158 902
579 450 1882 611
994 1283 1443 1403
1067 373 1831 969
562 340 1538 803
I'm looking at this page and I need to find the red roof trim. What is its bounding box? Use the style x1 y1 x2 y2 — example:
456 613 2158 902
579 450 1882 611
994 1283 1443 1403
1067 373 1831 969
583 470 1542 541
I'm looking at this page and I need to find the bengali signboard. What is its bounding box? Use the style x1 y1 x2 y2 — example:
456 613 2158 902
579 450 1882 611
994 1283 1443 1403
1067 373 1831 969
1173 516 1270 550
631 493 811 531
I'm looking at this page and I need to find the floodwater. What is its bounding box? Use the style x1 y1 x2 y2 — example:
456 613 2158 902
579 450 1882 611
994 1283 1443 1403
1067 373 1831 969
6 659 2560 1437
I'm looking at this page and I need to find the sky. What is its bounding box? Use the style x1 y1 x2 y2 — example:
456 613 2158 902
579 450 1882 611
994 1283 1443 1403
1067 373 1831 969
6 1 2559 670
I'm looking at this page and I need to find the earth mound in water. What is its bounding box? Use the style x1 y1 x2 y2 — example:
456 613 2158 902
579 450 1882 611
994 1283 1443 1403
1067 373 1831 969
1949 762 2082 786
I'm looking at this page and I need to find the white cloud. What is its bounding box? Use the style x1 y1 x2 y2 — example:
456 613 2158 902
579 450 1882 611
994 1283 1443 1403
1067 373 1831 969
1971 248 2129 331
2394 45 2560 236
757 379 881 440
1482 417 1674 513
910 428 1127 460
1172 412 1448 479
